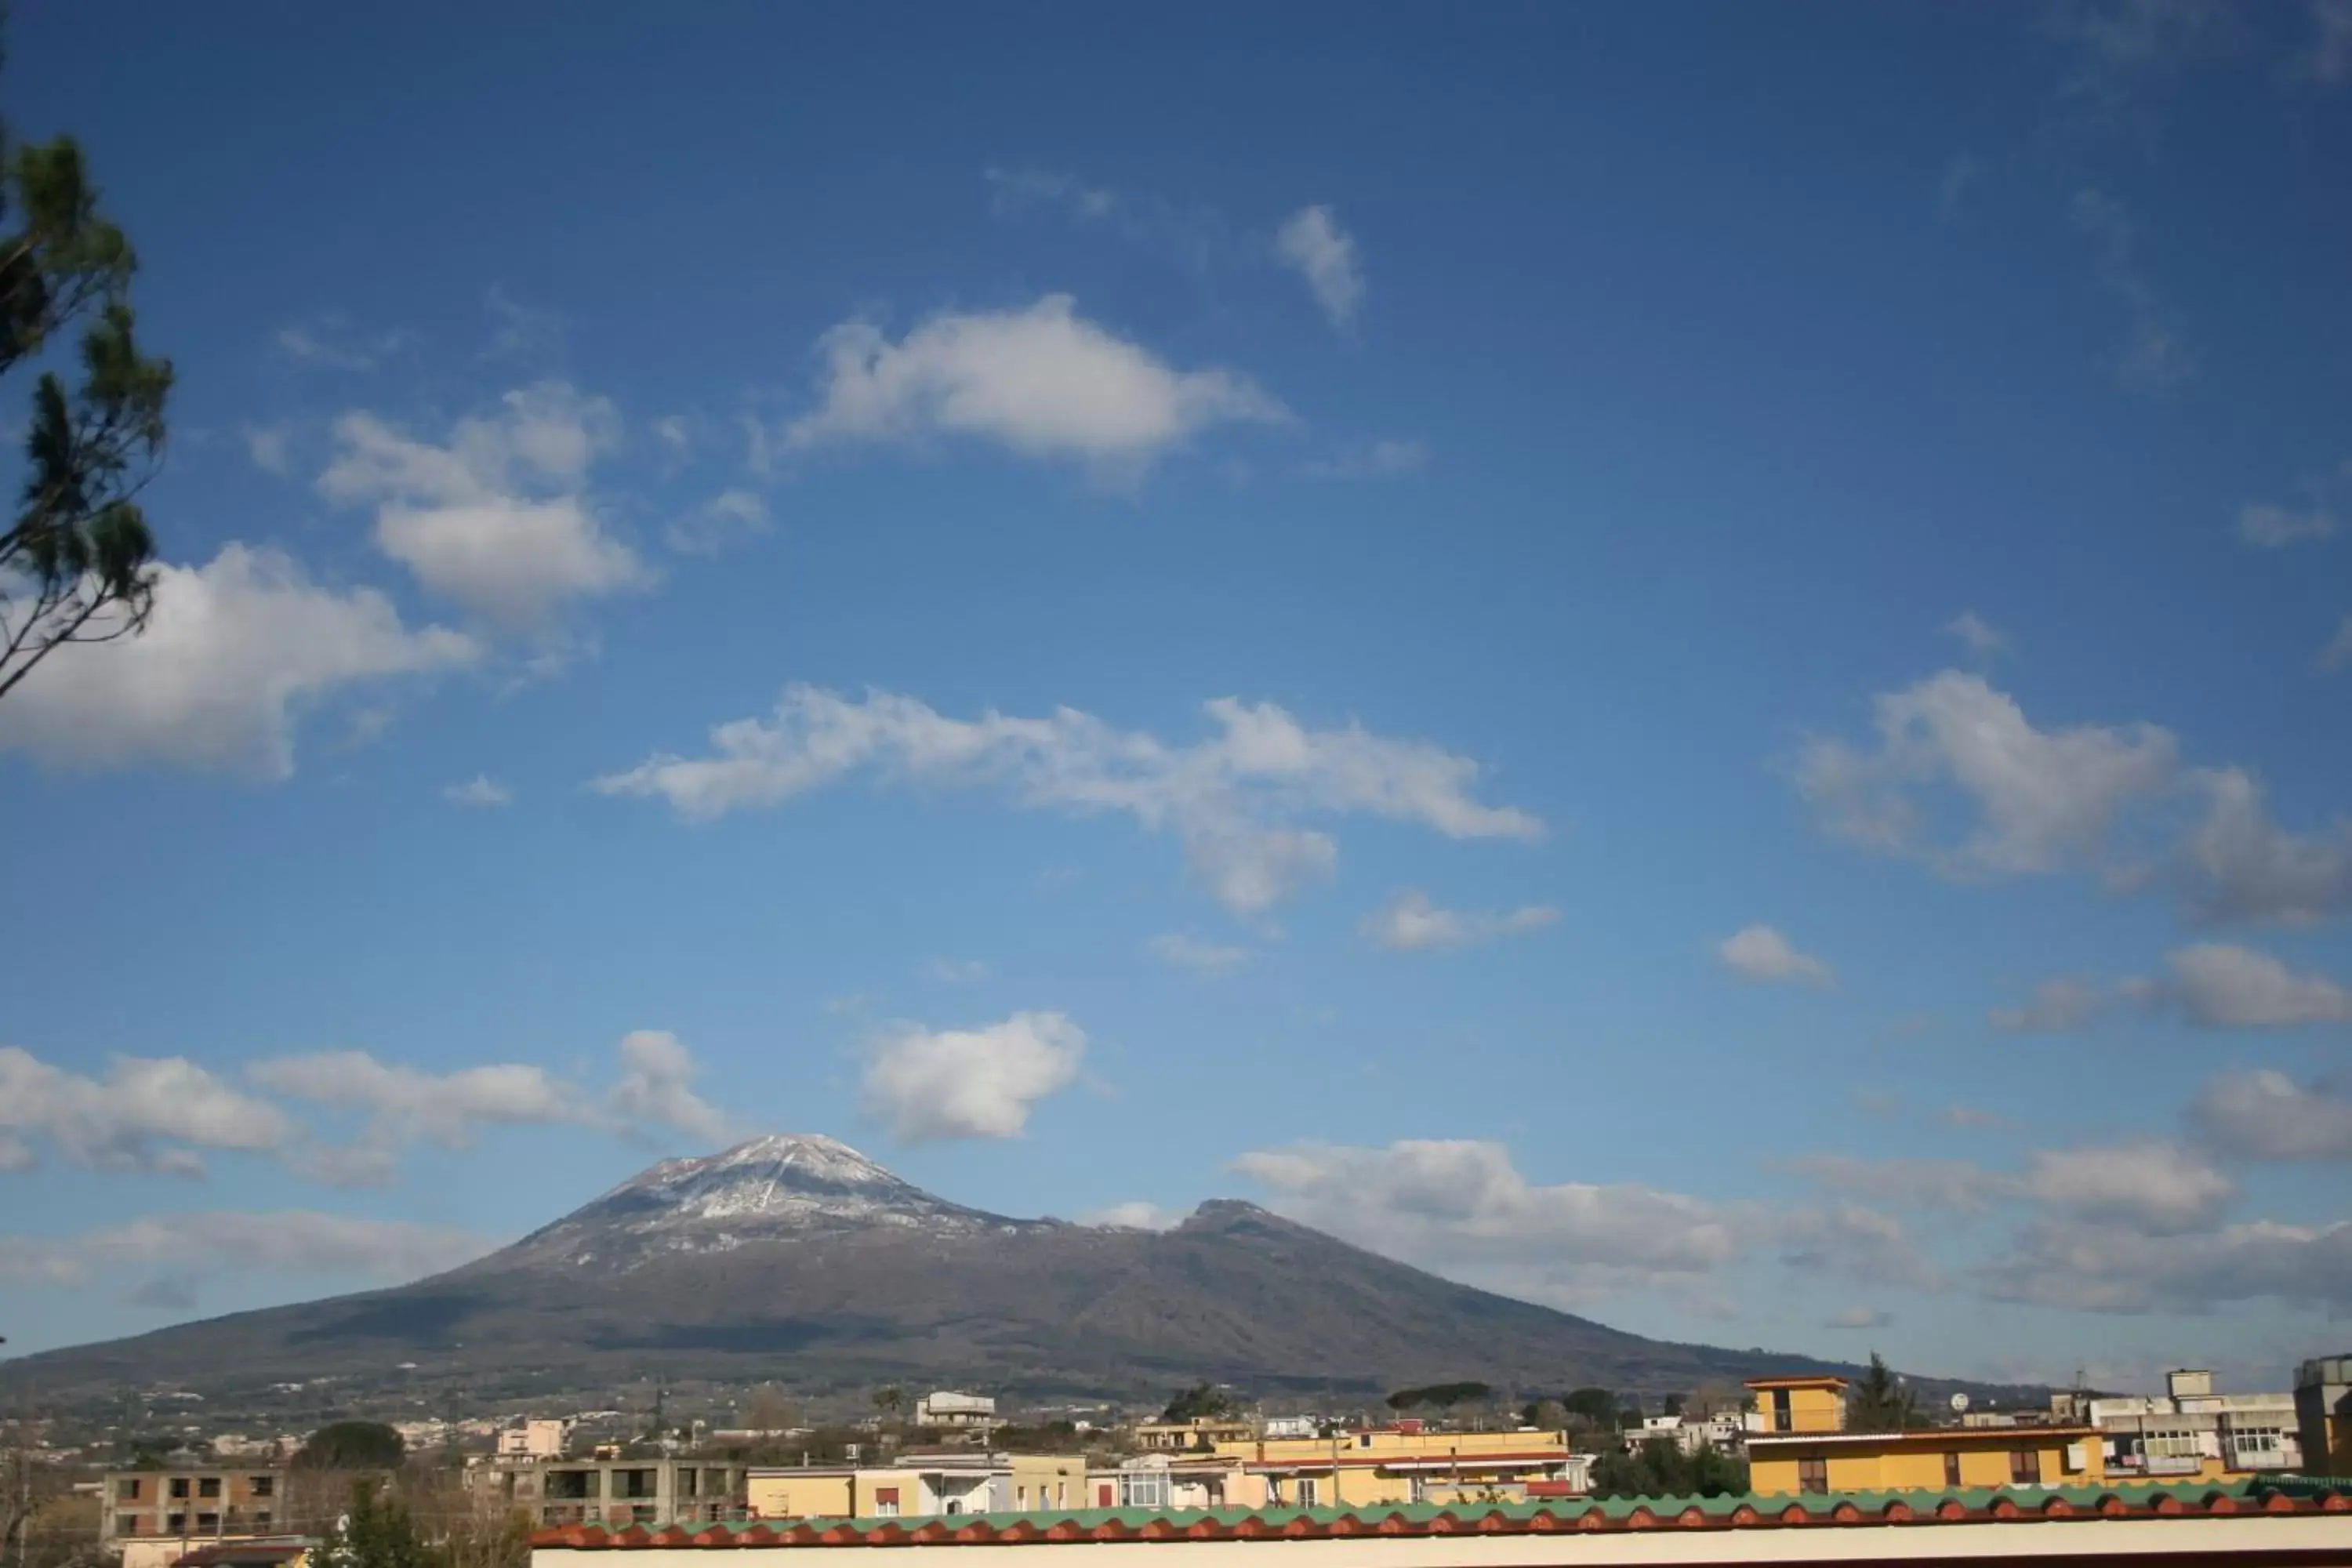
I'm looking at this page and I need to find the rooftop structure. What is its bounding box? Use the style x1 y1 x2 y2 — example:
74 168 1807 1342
529 1479 2352 1564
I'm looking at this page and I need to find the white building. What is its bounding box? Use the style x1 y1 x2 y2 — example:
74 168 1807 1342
1259 1417 1319 1439
2091 1368 2303 1478
914 1392 1001 1432
499 1419 572 1460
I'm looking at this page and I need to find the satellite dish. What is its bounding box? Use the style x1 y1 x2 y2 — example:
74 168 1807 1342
1949 1392 1971 1414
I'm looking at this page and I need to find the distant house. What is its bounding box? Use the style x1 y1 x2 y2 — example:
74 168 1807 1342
102 1468 287 1556
913 1392 1000 1434
746 1453 1086 1519
1133 1417 1253 1451
472 1456 746 1529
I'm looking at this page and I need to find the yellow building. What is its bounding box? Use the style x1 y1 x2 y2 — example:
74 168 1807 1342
1748 1425 2105 1496
1748 1375 1847 1435
1133 1419 1254 1452
1209 1425 1574 1509
746 1454 1087 1520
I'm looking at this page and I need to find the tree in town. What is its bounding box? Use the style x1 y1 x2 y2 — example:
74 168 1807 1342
871 1386 906 1424
1846 1353 1918 1434
1520 1399 1569 1432
1661 1393 1684 1417
295 1421 407 1472
745 1385 792 1438
1588 1436 1749 1501
321 1482 433 1568
1160 1384 1236 1423
1560 1388 1621 1430
0 42 174 705
1384 1381 1491 1412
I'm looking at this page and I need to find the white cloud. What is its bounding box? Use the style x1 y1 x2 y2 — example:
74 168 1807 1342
595 686 1541 916
1716 924 1835 986
1147 933 1248 973
1795 670 2178 878
243 422 293 476
1989 976 2103 1033
5 1210 488 1292
1362 889 1561 953
2321 616 2352 673
2238 502 2338 547
666 488 771 556
859 1011 1086 1143
1944 610 2009 658
1777 1203 1945 1291
1941 1105 2013 1131
2190 1069 2352 1160
983 166 1119 222
1984 1216 2352 1313
1233 1138 1747 1304
320 382 646 626
2069 187 2193 394
925 958 990 984
608 1030 736 1142
0 545 476 778
250 1050 593 1177
0 1047 292 1177
1275 205 1366 329
1828 1306 1893 1330
1300 438 1428 481
1779 1154 2009 1214
782 296 1284 473
2140 942 2352 1027
1081 1201 1184 1231
2023 1142 2235 1233
2179 768 2352 924
442 775 513 808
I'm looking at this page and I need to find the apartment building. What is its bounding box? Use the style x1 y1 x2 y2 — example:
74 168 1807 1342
1210 1422 1577 1508
1744 1377 2105 1497
911 1393 1000 1434
2296 1353 2352 1477
746 1453 1087 1519
1132 1418 1253 1452
101 1469 289 1551
2091 1368 2303 1481
473 1457 746 1529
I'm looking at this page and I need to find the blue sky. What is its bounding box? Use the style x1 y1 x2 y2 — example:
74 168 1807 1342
3 1 2351 1396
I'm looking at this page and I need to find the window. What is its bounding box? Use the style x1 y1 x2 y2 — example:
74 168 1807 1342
1796 1458 1828 1495
198 1478 221 1499
250 1476 274 1498
2009 1450 2042 1486
873 1487 900 1518
1771 1390 1792 1431
944 1500 963 1516
1119 1472 1170 1509
114 1515 139 1537
170 1479 191 1500
167 1515 187 1534
254 1513 272 1530
1297 1478 1319 1508
1408 1476 1428 1504
1358 1433 1372 1447
1944 1453 1962 1489
1054 1483 1065 1508
2229 1426 2285 1467
119 1479 143 1501
196 1514 219 1533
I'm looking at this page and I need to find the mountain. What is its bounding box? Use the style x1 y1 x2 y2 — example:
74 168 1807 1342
15 1134 2025 1413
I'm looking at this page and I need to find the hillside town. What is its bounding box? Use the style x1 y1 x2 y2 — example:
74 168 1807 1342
5 1354 2347 1568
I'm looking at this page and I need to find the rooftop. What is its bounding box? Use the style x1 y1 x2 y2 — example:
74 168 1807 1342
533 1478 2351 1555
1746 1425 2102 1447
1741 1375 1849 1391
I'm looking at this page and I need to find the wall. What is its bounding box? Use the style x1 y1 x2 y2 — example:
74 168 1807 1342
1750 1433 2100 1496
746 1473 854 1521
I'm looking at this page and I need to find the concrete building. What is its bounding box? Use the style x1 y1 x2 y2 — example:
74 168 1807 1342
912 1393 1000 1435
1132 1418 1253 1452
475 1457 746 1529
1257 1417 1319 1440
2297 1353 2352 1477
2091 1367 2302 1482
102 1469 288 1552
1745 1375 2105 1497
1209 1423 1577 1508
746 1454 1087 1520
499 1420 572 1461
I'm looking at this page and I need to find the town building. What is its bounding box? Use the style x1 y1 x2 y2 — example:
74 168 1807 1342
500 1420 573 1460
1207 1421 1578 1508
2090 1367 2303 1481
474 1456 747 1529
1131 1418 1252 1452
912 1393 1000 1435
1256 1417 1318 1440
1744 1377 2104 1496
746 1454 1087 1519
2299 1353 2352 1477
101 1469 289 1552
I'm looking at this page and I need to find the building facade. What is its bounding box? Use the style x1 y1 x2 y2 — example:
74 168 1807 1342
912 1393 999 1433
2299 1354 2352 1477
1210 1424 1576 1508
1132 1419 1252 1452
2091 1367 2303 1481
475 1457 747 1529
746 1454 1087 1520
101 1470 289 1550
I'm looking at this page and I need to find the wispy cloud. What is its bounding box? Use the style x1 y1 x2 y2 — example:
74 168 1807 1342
1717 924 1835 987
1360 889 1561 953
1147 933 1249 973
1276 205 1366 330
1944 610 2010 659
2070 187 2193 394
442 775 513 808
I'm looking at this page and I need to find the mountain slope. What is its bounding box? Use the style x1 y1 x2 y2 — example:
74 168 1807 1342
16 1136 2019 1410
